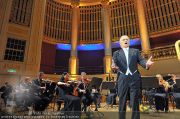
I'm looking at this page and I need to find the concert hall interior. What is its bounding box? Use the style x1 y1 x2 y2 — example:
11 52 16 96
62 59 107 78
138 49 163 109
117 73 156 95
0 0 180 119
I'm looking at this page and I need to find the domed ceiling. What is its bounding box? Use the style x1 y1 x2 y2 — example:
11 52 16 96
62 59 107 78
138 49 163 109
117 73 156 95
55 0 117 5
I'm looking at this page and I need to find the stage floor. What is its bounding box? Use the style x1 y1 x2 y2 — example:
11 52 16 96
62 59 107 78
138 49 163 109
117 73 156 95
1 102 180 119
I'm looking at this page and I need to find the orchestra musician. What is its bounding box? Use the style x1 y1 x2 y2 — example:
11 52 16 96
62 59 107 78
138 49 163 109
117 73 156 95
91 84 102 109
56 72 81 112
0 82 12 106
31 72 51 111
77 72 93 112
167 74 180 109
14 77 32 109
76 72 101 111
155 74 169 112
167 74 178 92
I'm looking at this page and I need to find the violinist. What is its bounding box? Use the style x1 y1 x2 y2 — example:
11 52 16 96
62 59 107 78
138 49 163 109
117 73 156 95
56 72 81 112
155 74 169 112
32 72 50 111
57 72 71 98
77 72 100 111
77 72 92 112
0 82 12 106
167 74 178 92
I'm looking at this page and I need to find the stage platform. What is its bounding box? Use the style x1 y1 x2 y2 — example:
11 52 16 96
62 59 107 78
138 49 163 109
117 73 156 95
1 102 180 119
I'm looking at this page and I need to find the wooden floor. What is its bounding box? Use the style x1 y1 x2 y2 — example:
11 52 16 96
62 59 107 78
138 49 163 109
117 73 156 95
1 102 180 119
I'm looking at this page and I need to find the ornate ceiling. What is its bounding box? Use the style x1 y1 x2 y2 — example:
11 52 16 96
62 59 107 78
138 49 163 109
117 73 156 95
55 0 117 6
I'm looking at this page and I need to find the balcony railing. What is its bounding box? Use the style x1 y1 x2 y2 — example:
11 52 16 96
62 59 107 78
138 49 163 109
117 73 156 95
141 45 177 61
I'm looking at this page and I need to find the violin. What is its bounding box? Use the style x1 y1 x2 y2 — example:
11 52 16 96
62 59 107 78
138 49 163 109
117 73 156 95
73 81 81 96
159 79 170 91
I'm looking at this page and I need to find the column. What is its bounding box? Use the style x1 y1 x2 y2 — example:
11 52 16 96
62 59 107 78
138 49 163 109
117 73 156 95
101 0 112 74
69 1 80 75
25 0 47 76
136 0 150 53
0 0 12 61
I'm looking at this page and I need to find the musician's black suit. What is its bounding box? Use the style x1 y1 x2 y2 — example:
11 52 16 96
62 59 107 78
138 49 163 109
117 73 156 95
113 48 147 119
32 79 50 111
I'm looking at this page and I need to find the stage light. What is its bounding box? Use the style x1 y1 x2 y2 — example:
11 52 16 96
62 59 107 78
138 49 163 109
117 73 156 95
56 39 141 51
56 43 71 50
78 44 104 50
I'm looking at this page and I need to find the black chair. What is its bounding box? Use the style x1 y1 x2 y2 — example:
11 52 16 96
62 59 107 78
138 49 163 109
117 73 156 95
172 93 180 109
56 98 64 111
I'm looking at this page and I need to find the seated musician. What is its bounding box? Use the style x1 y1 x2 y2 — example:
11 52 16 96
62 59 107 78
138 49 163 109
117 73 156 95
56 72 81 112
14 77 32 109
31 72 50 111
167 74 180 108
155 74 169 112
91 85 101 109
0 82 13 106
167 74 178 92
106 88 117 106
76 72 91 112
77 72 99 111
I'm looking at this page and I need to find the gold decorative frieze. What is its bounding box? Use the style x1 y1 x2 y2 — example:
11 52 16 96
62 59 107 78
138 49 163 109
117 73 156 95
141 45 177 61
101 0 109 5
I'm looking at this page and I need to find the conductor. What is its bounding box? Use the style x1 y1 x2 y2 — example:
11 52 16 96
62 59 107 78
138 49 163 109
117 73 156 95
112 35 154 119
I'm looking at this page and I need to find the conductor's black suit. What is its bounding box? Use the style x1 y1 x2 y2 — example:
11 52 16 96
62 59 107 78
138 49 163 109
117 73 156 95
113 48 147 119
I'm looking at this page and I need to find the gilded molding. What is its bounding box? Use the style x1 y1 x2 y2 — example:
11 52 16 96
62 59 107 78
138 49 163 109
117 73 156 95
101 0 109 5
175 40 180 61
141 45 177 61
71 0 80 7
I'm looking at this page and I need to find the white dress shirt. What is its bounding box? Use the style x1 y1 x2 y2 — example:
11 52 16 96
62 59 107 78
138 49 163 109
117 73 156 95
122 47 132 75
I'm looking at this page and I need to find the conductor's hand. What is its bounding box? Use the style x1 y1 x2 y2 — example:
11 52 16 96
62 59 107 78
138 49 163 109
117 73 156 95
146 56 154 69
111 59 119 71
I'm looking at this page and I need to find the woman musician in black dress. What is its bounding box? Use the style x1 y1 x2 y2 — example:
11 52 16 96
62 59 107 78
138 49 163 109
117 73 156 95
167 74 178 92
155 74 170 112
56 72 81 112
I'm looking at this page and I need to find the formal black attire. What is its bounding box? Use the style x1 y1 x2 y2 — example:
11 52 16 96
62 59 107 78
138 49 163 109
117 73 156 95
155 85 169 112
1 84 12 106
113 48 147 119
31 79 50 111
77 81 92 111
56 77 81 112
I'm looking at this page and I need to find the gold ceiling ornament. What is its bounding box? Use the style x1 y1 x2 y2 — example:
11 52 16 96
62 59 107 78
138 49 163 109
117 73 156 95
101 0 109 5
71 0 80 7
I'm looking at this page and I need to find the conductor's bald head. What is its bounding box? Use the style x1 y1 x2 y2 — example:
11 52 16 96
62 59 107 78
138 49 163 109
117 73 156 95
119 35 130 48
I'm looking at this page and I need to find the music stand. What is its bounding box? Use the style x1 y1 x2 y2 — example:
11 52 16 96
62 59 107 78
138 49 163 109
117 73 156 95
101 81 117 109
86 77 104 118
141 76 158 110
101 82 116 90
163 76 171 81
87 77 103 90
176 79 180 88
141 76 159 89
